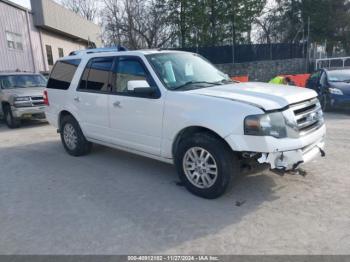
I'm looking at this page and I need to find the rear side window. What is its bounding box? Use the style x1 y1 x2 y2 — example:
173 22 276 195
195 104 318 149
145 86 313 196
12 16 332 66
47 59 81 90
78 57 114 92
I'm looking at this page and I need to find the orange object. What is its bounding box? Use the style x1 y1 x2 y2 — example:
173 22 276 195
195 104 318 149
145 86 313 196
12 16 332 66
279 74 310 87
231 75 249 82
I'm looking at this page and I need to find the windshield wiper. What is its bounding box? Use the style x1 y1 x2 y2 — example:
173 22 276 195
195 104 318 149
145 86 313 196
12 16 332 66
215 79 233 84
173 81 223 90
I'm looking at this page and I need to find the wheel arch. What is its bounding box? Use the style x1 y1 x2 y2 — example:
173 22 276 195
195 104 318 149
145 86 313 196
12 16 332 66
1 101 10 109
58 110 78 130
1 101 10 115
172 126 233 159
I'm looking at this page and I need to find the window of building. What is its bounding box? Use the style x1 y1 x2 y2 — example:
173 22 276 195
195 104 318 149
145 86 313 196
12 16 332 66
46 45 54 66
6 31 23 51
79 57 114 92
58 48 64 58
47 59 81 90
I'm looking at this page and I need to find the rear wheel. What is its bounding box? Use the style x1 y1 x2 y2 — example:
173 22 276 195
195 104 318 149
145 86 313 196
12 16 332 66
4 105 21 128
175 133 239 199
60 115 92 156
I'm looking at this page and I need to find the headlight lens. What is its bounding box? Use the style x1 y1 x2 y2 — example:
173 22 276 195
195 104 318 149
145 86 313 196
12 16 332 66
244 112 287 138
14 96 32 107
14 96 31 102
329 88 343 95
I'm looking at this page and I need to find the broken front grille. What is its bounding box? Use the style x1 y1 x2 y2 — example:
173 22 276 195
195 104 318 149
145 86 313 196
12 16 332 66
291 98 324 136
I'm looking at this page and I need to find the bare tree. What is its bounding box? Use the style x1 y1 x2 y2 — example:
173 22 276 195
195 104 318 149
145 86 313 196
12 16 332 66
253 3 288 44
102 0 176 49
60 0 100 22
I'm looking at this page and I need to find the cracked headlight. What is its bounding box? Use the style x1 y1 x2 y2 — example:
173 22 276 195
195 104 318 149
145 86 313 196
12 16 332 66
244 112 287 138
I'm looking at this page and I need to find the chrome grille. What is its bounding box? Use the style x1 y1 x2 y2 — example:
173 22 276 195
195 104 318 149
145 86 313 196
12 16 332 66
291 98 324 136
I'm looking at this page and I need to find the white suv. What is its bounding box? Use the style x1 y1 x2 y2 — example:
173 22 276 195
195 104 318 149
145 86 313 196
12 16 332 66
45 48 326 198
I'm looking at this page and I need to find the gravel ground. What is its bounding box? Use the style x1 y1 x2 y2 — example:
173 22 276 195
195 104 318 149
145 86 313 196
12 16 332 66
0 112 349 255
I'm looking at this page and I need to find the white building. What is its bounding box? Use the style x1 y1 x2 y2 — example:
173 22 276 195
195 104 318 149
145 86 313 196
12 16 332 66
0 0 101 73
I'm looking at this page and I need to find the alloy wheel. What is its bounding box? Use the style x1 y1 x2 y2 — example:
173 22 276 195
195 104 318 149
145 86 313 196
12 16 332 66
182 147 218 189
63 123 78 150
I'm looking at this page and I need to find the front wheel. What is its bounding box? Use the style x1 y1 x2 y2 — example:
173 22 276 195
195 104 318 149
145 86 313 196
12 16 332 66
4 105 21 128
175 133 239 199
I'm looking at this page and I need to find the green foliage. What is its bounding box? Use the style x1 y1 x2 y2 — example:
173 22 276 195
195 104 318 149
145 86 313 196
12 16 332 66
169 0 266 47
301 0 350 55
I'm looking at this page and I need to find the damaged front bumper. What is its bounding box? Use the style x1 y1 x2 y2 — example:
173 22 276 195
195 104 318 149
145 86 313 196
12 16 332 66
257 138 326 171
226 124 326 172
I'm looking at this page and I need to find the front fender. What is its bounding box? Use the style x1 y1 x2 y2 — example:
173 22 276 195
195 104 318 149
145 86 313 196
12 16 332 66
161 92 263 158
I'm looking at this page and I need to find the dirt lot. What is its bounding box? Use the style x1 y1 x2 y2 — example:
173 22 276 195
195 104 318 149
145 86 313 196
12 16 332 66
0 112 349 255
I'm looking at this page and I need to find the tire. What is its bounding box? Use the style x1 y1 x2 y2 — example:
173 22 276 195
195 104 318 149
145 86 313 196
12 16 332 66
4 104 21 128
174 132 239 199
60 115 92 156
320 93 331 112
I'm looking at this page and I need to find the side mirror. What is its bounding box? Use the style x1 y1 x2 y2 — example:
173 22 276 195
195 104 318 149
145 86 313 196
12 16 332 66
127 80 154 95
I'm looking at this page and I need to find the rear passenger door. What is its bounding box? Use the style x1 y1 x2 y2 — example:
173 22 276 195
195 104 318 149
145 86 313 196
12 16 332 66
74 56 113 141
107 56 164 156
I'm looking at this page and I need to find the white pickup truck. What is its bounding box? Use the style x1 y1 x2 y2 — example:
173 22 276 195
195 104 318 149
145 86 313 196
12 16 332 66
45 48 326 198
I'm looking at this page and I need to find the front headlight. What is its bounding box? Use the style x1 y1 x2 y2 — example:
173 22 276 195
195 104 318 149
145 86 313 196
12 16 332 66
244 112 287 138
329 88 343 95
14 96 31 102
14 96 32 107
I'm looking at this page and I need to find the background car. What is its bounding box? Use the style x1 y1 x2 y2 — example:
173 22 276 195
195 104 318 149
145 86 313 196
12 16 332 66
0 72 48 128
306 68 350 111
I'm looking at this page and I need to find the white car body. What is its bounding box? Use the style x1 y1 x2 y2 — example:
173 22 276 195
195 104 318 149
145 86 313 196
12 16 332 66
46 50 326 172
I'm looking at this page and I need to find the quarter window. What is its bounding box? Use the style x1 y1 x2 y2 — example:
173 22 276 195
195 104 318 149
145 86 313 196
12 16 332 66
6 31 23 50
113 58 148 93
79 57 114 92
47 59 81 90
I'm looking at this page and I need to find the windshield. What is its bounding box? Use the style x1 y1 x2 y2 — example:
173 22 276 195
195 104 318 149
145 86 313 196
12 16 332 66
327 70 350 82
0 74 47 89
146 52 232 90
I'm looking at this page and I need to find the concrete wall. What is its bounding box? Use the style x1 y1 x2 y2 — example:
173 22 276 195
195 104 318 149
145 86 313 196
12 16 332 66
0 1 45 72
216 58 308 82
31 0 101 47
40 29 87 71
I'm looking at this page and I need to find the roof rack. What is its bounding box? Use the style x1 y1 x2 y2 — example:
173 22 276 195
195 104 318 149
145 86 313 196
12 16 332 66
69 46 128 56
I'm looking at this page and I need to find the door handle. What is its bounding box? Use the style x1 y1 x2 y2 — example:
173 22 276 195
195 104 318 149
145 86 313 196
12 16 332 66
74 97 80 102
113 101 121 108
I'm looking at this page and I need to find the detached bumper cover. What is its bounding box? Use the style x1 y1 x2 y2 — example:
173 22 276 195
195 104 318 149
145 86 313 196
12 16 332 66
257 138 325 170
226 124 326 171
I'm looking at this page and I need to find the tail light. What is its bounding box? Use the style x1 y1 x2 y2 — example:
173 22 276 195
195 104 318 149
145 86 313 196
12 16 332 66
43 90 49 105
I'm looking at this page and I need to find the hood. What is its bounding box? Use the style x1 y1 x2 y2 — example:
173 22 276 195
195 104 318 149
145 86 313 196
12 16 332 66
2 87 45 97
329 82 350 95
188 82 317 111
